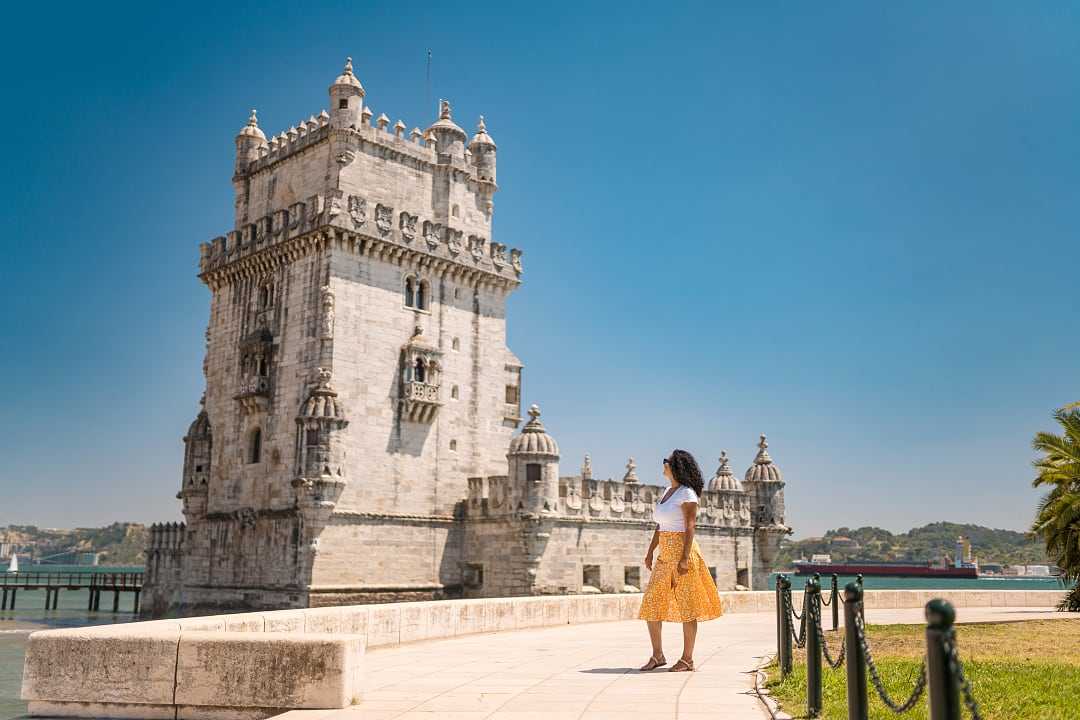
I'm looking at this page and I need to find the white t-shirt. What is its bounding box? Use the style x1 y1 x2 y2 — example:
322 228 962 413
654 484 699 532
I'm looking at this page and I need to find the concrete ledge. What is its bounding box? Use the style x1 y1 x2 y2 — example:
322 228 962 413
21 589 1068 718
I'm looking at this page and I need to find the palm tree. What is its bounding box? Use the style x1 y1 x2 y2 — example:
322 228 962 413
1031 405 1080 611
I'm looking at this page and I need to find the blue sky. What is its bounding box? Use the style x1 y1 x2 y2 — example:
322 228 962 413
1 2 1077 538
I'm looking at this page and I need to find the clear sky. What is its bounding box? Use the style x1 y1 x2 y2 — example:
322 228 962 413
1 2 1077 538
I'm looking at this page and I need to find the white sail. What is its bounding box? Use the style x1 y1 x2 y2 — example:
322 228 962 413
6 553 17 573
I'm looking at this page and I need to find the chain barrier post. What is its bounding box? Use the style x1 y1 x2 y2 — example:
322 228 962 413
830 573 839 630
805 577 823 718
775 574 783 669
926 599 961 720
779 574 793 677
844 582 868 720
856 573 865 623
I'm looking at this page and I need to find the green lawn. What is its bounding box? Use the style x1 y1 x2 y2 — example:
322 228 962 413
765 620 1080 720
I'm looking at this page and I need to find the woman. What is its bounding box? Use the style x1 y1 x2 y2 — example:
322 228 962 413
638 449 722 672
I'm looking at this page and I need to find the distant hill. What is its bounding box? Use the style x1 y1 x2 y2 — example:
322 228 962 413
776 522 1047 569
1 522 148 566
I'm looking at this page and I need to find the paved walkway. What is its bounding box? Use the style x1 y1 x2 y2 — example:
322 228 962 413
279 605 1069 720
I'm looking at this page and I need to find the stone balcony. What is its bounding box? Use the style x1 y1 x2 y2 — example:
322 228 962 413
235 375 271 413
400 380 441 422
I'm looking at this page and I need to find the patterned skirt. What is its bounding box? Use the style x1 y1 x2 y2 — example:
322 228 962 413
638 532 723 623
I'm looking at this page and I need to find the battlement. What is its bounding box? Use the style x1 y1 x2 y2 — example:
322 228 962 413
465 474 755 528
147 522 186 552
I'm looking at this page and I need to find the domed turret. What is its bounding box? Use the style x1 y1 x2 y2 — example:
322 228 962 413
329 57 365 130
468 115 497 183
745 434 782 483
235 109 268 174
709 451 742 491
508 404 559 456
426 100 467 162
507 404 560 515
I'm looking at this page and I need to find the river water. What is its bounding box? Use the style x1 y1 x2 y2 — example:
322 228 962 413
0 571 1072 719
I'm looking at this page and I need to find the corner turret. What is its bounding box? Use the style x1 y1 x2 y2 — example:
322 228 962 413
741 433 789 589
329 57 364 130
234 109 268 175
507 404 560 515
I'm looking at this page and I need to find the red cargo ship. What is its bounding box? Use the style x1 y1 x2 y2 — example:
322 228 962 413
792 560 978 579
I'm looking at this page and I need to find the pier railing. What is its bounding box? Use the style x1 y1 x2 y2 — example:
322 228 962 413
0 570 143 613
776 573 983 720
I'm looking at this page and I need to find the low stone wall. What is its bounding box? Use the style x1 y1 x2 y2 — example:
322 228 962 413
22 590 1067 719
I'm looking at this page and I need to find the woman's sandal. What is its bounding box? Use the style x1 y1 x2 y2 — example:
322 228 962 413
668 658 695 672
639 654 667 671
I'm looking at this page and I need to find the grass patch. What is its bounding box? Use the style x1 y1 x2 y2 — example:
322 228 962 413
765 620 1080 720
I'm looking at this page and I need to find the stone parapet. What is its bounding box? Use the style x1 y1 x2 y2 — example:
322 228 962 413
23 590 1068 718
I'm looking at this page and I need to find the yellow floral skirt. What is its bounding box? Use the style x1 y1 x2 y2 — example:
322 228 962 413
638 532 723 623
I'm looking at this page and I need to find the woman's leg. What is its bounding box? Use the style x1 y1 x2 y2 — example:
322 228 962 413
681 620 698 661
648 620 664 658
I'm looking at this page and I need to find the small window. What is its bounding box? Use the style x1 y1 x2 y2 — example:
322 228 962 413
737 568 749 587
582 565 601 589
452 337 460 351
452 204 460 217
194 465 203 473
404 277 416 308
338 98 348 110
454 288 461 299
258 357 268 377
248 428 262 464
624 566 641 589
306 428 320 446
526 463 541 485
464 563 484 588
451 385 459 399
414 358 426 383
259 286 270 309
505 384 519 404
449 439 457 451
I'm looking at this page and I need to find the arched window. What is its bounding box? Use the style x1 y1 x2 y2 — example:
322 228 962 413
452 337 460 351
404 277 416 308
449 439 457 451
414 357 426 383
249 428 262 464
452 204 460 218
451 385 459 399
257 356 268 377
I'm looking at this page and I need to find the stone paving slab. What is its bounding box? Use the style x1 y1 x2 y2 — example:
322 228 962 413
297 605 1070 720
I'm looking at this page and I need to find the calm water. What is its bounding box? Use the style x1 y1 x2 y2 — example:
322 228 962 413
0 570 1072 720
1 566 141 720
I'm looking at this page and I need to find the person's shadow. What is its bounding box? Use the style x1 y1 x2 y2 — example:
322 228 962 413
579 667 642 674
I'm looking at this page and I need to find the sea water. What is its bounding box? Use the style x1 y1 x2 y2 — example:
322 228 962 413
1 566 140 720
767 572 1073 591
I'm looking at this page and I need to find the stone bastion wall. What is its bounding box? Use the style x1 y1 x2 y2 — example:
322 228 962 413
22 589 1067 720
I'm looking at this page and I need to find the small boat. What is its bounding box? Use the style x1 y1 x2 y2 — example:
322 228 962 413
6 554 17 573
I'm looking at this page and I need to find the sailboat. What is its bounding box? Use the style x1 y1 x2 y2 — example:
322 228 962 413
6 553 17 573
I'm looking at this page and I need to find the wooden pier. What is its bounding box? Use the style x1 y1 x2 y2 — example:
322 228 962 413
0 571 143 613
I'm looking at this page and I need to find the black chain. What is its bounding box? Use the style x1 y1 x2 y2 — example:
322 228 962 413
783 588 807 648
820 589 833 606
943 630 984 720
810 598 845 668
854 613 927 713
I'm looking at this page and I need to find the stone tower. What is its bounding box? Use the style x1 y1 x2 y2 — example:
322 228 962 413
742 434 788 589
144 58 525 615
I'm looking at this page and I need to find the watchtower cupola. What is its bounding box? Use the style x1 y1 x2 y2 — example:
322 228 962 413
234 109 268 175
329 57 364 130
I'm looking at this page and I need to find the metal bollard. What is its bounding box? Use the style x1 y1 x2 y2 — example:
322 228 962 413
856 573 865 623
926 599 961 720
779 575 793 676
844 582 868 720
805 578 823 717
775 574 783 668
830 573 839 630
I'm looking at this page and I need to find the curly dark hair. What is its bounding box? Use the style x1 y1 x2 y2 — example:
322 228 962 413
666 449 705 496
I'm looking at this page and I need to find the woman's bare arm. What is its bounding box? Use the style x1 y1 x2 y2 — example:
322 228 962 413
679 502 698 571
645 527 659 569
